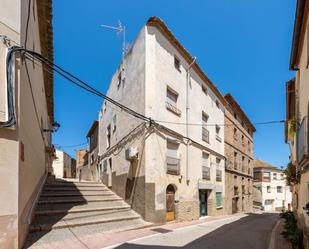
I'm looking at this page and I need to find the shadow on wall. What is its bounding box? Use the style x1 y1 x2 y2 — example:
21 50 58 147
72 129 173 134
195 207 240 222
23 179 87 248
114 213 279 249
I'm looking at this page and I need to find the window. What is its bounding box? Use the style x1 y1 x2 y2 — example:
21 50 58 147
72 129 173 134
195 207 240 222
103 160 107 172
234 186 238 196
174 56 181 71
113 115 117 132
216 169 222 182
242 156 245 172
216 100 220 108
267 186 271 193
106 125 111 148
277 186 283 193
202 84 207 95
248 160 251 174
242 185 245 194
166 140 180 175
216 192 222 208
202 152 210 180
216 125 222 142
234 152 238 170
248 141 251 151
202 112 209 143
241 135 245 145
263 171 271 181
273 173 277 180
109 158 112 171
233 128 238 140
166 87 181 116
234 113 237 119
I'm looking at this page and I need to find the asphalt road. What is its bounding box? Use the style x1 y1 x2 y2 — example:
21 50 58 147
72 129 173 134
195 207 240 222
113 213 279 249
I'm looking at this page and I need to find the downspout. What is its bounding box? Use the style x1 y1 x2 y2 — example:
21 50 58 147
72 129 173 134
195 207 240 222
186 57 196 184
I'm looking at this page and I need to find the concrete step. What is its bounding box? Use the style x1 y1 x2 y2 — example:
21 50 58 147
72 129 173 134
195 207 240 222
40 190 114 197
35 201 130 215
30 209 141 232
45 182 103 187
43 186 108 191
38 195 122 204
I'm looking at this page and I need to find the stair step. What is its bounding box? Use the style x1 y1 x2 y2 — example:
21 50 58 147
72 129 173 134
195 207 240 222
35 201 130 215
30 209 141 232
38 196 122 204
43 187 108 191
40 191 114 197
45 182 104 187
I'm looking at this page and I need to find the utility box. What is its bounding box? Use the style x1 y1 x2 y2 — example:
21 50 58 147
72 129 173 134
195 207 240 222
125 147 138 160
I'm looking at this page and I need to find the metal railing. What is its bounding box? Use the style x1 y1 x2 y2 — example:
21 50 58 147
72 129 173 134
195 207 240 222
202 127 210 143
166 156 181 175
297 116 308 163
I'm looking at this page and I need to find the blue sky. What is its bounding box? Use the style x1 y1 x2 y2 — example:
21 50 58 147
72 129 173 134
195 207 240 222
53 0 296 167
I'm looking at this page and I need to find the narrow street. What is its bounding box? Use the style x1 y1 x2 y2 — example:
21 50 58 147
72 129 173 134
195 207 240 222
110 213 279 249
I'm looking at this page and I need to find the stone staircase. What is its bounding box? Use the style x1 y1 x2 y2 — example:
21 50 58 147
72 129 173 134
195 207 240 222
24 179 150 248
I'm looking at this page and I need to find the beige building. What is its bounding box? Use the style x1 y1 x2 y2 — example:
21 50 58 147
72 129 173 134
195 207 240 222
0 0 54 248
224 94 255 214
286 0 309 247
76 149 90 180
253 160 292 212
52 150 76 178
98 17 226 223
87 120 99 181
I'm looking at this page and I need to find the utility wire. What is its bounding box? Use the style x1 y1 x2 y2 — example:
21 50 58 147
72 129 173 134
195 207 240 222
24 0 32 49
55 142 88 149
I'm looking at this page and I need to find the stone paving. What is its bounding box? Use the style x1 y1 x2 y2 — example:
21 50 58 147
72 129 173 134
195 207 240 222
274 219 293 249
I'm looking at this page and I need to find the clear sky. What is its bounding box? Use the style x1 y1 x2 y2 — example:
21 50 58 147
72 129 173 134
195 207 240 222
53 0 296 167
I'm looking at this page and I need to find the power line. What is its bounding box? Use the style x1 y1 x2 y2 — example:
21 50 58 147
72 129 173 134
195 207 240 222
55 142 88 149
24 0 32 49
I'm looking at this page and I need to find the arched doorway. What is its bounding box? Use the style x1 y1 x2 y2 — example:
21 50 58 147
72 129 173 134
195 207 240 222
166 184 176 221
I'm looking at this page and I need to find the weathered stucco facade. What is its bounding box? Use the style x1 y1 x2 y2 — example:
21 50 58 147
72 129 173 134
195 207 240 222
53 150 75 178
0 0 54 248
98 17 226 223
286 1 309 248
224 94 255 214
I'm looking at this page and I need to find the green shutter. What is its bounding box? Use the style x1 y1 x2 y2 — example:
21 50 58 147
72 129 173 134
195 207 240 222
216 192 222 207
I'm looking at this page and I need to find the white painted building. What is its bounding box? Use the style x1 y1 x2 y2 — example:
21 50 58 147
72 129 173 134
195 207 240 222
253 160 292 212
98 17 226 223
53 150 75 179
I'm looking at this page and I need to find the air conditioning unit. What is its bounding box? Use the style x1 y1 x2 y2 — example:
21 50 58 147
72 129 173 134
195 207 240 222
125 147 138 160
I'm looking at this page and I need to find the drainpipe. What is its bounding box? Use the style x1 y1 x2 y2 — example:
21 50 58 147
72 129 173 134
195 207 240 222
186 57 196 184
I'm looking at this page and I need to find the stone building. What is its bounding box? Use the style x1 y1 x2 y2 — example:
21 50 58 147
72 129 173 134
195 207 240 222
0 0 54 248
52 150 76 178
76 149 90 181
224 94 256 214
87 120 99 181
253 160 292 212
98 17 226 223
286 0 309 247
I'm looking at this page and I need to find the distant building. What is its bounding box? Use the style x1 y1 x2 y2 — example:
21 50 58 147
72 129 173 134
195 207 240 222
286 0 309 248
52 150 76 178
87 121 99 181
253 160 292 212
0 0 54 247
98 17 226 223
224 94 256 214
76 149 90 180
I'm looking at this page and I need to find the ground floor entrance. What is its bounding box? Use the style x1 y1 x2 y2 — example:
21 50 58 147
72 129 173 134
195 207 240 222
199 190 209 216
232 197 238 214
166 184 176 221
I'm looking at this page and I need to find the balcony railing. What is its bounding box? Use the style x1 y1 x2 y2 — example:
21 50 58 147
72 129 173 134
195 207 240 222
166 156 180 175
297 116 308 163
202 127 210 143
202 166 210 180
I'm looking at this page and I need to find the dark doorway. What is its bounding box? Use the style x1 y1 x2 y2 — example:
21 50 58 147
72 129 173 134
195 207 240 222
199 190 208 216
232 197 238 214
166 184 176 221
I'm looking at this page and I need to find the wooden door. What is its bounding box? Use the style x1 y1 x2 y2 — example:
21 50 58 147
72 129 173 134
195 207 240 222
166 185 175 221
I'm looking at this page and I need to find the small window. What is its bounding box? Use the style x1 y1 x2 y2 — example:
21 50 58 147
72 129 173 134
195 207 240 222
267 186 271 193
174 56 181 71
234 128 237 139
216 192 222 207
216 169 222 181
234 113 237 119
166 87 178 105
216 100 220 108
277 186 283 193
202 84 207 95
109 158 112 170
273 173 277 180
216 125 220 135
241 135 245 144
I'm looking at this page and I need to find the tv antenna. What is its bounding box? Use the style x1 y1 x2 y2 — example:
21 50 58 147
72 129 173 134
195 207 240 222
101 21 126 62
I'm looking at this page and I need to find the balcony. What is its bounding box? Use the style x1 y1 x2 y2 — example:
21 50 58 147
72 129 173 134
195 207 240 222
202 166 210 180
297 116 308 164
166 156 180 175
202 127 210 143
166 100 181 116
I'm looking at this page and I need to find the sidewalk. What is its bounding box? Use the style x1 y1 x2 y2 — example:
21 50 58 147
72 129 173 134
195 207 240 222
271 218 293 249
27 213 243 249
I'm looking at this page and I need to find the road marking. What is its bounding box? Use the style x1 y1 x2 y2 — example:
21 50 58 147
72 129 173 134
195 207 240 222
268 218 281 249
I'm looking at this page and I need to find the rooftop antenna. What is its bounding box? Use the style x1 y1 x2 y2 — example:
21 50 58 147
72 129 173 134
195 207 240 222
101 21 126 62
